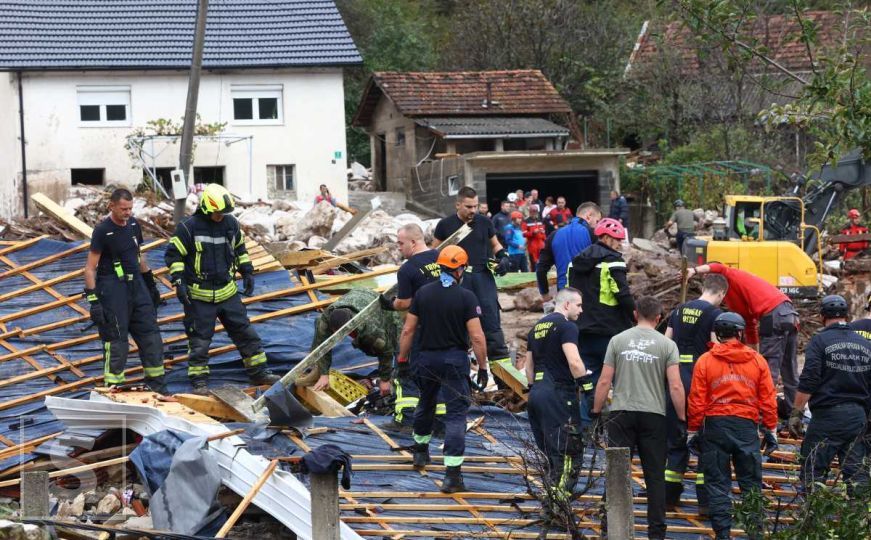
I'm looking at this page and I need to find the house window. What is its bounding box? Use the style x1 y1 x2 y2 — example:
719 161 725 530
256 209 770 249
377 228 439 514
71 168 104 185
447 175 460 196
77 86 131 126
267 165 295 192
395 127 406 147
194 167 224 185
231 85 283 124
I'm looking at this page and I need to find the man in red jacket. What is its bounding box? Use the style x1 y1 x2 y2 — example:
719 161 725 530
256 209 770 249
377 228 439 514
688 312 778 540
688 263 799 410
838 208 868 260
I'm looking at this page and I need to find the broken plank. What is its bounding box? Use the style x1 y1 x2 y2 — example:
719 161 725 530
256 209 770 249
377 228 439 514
309 247 389 274
294 386 354 417
30 193 94 239
323 206 374 252
215 459 280 538
0 456 130 488
173 394 249 422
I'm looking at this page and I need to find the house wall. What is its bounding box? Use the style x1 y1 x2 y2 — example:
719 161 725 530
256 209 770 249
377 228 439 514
0 73 23 217
367 97 417 193
12 68 348 215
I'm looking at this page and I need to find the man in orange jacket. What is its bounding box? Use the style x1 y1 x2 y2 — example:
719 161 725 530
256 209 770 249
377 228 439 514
687 312 778 540
838 208 869 260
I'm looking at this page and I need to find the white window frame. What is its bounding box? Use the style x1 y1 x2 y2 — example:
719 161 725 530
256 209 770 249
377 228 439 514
231 84 283 125
447 175 460 196
77 85 132 127
267 164 295 192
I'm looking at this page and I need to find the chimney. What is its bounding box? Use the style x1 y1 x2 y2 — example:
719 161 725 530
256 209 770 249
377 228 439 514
482 81 492 108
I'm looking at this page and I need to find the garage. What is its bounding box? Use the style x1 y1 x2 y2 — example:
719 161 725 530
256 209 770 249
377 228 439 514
485 170 601 213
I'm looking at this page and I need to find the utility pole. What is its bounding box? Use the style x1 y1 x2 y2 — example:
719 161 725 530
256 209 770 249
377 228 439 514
174 0 209 224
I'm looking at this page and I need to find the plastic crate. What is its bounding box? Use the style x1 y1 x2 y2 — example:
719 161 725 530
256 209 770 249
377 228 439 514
326 369 368 405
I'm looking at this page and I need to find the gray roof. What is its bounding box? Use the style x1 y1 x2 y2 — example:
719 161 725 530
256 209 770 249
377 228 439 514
416 116 570 139
0 0 362 71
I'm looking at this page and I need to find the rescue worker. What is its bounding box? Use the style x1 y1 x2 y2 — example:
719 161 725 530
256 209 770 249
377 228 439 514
378 223 441 424
536 202 601 297
568 217 634 421
662 273 728 512
664 199 699 252
591 296 685 540
164 184 279 395
789 295 871 494
84 188 165 393
398 246 488 493
433 187 510 372
688 263 799 410
310 288 401 397
524 287 592 513
491 200 512 244
838 208 869 260
522 204 546 268
850 292 871 340
687 312 778 540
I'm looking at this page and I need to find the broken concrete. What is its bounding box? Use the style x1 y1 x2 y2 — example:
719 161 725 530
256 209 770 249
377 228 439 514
95 493 120 515
0 520 48 540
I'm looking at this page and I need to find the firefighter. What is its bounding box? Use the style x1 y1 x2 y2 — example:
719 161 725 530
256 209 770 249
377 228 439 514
432 187 510 376
164 184 279 395
789 295 871 495
310 288 402 398
662 274 728 512
568 217 634 423
838 208 869 260
398 246 488 493
379 223 441 425
850 292 871 340
524 287 592 514
687 312 778 540
84 188 165 393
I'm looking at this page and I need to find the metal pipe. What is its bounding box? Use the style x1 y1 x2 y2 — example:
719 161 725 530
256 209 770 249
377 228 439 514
17 72 28 218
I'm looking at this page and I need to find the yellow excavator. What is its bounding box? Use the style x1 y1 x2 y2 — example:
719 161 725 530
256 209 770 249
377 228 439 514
682 150 869 298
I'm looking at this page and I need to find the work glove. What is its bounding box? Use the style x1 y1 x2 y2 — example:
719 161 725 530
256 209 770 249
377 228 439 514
396 356 411 379
676 420 688 446
172 277 192 307
242 273 255 296
760 428 779 456
488 249 511 276
141 270 163 308
575 374 595 396
379 293 396 311
474 368 489 391
85 288 105 326
788 408 805 438
687 431 702 456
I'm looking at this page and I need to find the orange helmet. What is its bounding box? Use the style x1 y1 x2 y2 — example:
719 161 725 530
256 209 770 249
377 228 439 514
437 245 468 269
848 208 860 219
510 211 524 220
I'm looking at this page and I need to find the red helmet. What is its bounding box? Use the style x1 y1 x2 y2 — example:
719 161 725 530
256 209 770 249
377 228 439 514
594 217 626 240
510 211 523 220
848 208 860 219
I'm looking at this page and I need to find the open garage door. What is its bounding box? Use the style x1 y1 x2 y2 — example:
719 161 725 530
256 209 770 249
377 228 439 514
485 171 600 213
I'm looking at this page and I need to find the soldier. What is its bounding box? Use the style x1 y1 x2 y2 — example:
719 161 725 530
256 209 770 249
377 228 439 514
84 188 165 393
164 184 279 395
311 289 402 398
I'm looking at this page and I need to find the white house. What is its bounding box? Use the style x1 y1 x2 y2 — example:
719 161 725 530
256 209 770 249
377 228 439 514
0 0 361 219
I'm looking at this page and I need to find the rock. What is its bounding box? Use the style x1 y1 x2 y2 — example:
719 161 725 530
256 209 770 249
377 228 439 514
0 520 48 540
651 229 670 246
70 493 85 516
632 237 668 255
83 490 103 508
237 207 276 239
62 197 87 213
270 199 298 212
125 515 154 531
513 287 544 312
693 208 705 221
95 493 120 515
307 235 327 249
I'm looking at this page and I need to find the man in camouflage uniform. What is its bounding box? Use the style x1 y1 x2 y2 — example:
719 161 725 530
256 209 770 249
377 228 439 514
311 289 403 396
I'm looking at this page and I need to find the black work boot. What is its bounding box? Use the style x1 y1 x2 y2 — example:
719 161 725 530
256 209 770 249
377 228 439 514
440 465 466 493
191 379 209 396
146 378 168 396
412 444 430 470
249 371 281 386
665 482 683 511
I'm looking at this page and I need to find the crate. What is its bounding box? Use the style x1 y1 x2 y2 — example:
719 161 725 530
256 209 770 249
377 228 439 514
326 369 368 405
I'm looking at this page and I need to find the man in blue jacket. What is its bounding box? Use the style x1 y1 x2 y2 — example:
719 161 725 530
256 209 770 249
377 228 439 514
536 202 601 298
609 190 629 230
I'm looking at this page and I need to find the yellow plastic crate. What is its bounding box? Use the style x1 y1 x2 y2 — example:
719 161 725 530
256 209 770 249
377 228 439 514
326 369 368 405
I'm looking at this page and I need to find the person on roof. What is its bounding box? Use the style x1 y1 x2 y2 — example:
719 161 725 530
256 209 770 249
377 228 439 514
568 217 635 422
789 295 871 495
536 202 602 297
164 184 280 395
688 263 798 410
503 211 528 272
398 245 488 493
687 312 778 540
838 208 868 260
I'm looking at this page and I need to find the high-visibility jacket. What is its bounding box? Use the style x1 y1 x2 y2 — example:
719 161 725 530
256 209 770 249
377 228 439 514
688 340 778 431
164 212 253 303
838 223 869 259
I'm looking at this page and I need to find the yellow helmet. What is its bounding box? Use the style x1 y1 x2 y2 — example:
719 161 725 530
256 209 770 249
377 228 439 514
199 184 234 215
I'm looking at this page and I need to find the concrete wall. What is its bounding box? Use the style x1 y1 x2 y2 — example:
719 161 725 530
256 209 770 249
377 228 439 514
6 68 348 217
367 97 417 193
0 73 23 218
411 157 466 216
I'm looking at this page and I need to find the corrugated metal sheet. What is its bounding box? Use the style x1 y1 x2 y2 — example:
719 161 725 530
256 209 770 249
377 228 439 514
417 116 570 139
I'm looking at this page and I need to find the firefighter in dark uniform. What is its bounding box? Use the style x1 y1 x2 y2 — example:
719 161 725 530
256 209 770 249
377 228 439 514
851 292 871 340
524 287 592 515
432 187 510 373
789 295 871 495
310 288 402 396
164 184 279 395
379 223 442 424
662 274 727 512
398 245 489 493
84 188 165 393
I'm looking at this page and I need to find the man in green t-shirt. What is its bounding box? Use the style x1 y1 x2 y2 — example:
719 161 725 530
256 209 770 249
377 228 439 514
664 199 699 252
590 296 685 540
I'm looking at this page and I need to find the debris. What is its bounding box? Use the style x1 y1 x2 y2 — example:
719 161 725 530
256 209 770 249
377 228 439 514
0 520 48 540
95 493 121 516
513 287 544 312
